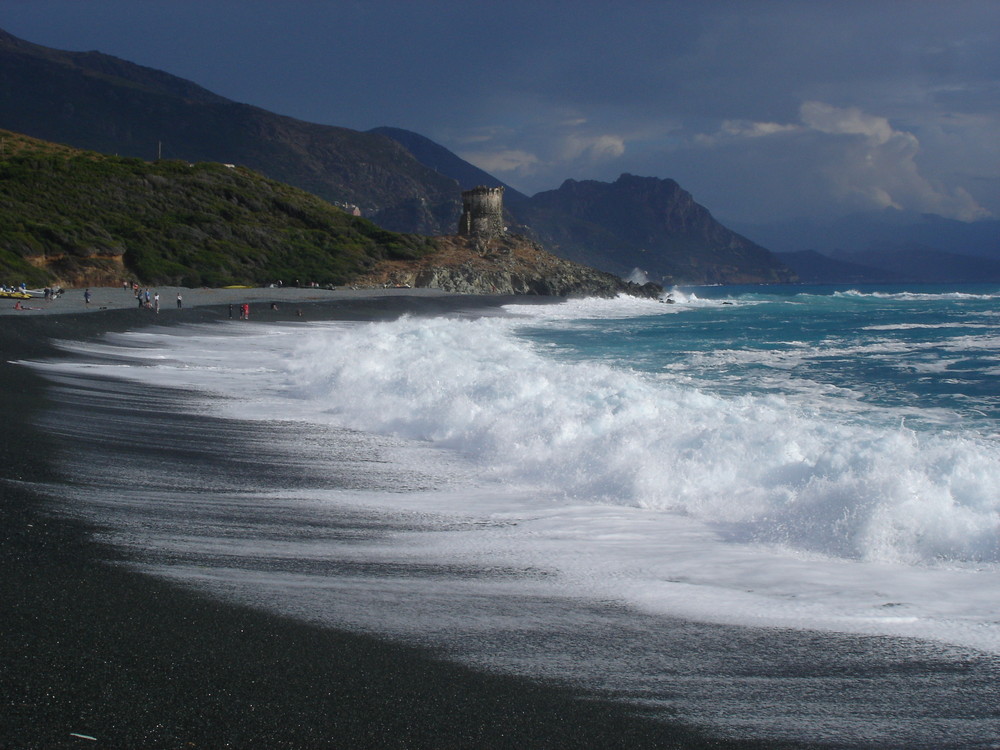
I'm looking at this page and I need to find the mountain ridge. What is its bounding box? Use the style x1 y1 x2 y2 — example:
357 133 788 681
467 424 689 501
368 127 530 206
731 208 1000 259
517 174 795 285
0 27 462 235
1 27 795 285
373 129 796 285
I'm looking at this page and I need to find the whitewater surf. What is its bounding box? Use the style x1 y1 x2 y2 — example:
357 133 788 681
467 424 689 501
21 284 1000 747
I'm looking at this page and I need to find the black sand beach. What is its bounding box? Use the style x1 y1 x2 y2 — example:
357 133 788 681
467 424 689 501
1 292 789 749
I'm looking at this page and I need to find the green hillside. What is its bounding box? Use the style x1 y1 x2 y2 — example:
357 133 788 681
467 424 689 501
0 130 436 287
0 28 461 236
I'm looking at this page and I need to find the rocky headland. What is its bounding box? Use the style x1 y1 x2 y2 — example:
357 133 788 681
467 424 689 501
356 233 663 298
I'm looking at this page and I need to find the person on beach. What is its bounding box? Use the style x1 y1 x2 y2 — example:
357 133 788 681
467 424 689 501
177 293 183 309
228 303 233 319
241 303 250 320
154 292 160 313
84 288 91 305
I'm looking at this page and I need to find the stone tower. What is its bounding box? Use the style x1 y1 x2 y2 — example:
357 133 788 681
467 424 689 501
458 186 505 239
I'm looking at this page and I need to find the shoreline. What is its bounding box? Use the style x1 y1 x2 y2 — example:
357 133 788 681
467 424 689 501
1 294 776 749
0 284 463 317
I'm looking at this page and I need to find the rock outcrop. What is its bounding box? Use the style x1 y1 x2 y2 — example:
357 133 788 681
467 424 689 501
354 234 663 298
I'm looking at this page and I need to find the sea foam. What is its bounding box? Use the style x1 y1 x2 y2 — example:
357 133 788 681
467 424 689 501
29 295 1000 652
276 312 1000 566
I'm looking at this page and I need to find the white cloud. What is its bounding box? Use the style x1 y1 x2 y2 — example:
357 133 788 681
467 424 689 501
458 148 541 176
727 120 800 138
692 103 990 220
695 119 800 145
799 101 896 144
558 133 626 161
457 114 629 182
797 101 990 220
452 126 513 146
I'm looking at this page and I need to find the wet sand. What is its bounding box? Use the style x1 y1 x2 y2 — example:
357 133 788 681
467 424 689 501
0 293 780 749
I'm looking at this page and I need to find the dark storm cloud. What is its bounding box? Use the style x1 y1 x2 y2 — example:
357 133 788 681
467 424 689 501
1 0 997 222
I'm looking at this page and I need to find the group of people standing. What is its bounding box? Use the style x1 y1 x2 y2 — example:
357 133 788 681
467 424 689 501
124 282 183 313
132 285 158 312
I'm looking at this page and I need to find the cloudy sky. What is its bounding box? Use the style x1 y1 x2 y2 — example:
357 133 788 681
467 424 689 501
2 0 998 224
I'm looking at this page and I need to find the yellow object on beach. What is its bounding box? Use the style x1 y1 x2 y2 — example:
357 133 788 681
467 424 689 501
221 285 254 289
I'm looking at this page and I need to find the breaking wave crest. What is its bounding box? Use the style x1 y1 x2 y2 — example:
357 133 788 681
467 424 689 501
282 313 1000 566
833 289 1000 302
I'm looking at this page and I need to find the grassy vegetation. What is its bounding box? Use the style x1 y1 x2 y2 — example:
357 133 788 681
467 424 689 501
0 130 437 287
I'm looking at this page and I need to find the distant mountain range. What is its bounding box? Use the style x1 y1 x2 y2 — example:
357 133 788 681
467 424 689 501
732 209 1000 259
772 251 894 284
735 209 1000 283
0 27 796 285
2 26 995 286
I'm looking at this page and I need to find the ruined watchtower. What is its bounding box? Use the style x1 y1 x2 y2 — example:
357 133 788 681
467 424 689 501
457 186 505 239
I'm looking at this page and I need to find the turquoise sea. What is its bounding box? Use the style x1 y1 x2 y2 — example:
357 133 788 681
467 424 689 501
531 283 1000 423
26 282 1000 747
